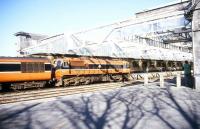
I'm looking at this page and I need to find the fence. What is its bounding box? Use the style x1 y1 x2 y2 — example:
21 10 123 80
130 71 184 88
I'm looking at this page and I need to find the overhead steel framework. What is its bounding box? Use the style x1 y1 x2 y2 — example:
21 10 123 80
16 0 192 61
191 0 200 89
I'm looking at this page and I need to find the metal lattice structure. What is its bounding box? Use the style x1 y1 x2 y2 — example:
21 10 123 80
16 0 193 61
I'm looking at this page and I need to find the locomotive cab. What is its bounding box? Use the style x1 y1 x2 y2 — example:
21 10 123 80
54 59 70 69
54 59 63 69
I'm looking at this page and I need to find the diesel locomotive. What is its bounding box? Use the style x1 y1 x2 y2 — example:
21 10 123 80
54 57 130 86
0 56 130 90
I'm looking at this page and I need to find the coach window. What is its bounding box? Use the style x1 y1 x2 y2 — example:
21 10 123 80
123 63 128 69
98 64 101 69
127 63 130 68
177 62 181 67
63 62 69 69
132 61 139 68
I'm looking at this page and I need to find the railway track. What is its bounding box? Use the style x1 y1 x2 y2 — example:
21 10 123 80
0 71 182 104
0 81 136 104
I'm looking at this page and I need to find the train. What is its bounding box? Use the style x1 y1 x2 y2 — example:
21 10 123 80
129 59 186 73
0 56 192 90
0 56 130 90
0 57 51 90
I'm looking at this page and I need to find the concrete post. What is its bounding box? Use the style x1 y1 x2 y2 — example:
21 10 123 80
192 0 200 90
144 74 148 85
160 73 164 87
176 72 181 88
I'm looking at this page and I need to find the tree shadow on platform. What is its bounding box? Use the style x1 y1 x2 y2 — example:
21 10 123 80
0 85 199 129
145 87 200 129
57 91 122 129
54 86 200 129
165 87 200 129
0 103 42 129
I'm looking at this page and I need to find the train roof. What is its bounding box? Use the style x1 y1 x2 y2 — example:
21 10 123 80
63 57 128 65
0 57 50 63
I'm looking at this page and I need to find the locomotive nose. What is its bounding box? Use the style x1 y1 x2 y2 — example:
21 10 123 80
55 70 62 80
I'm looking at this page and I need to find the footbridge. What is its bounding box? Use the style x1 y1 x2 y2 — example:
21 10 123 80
16 0 192 61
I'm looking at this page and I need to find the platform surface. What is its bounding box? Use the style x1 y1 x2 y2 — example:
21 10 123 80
0 82 200 129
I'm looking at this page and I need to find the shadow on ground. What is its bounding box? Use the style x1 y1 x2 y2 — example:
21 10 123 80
0 83 200 129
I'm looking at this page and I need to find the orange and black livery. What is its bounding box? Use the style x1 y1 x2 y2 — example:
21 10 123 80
0 56 131 90
0 57 51 89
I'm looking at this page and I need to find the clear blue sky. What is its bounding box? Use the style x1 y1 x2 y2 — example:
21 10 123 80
0 0 175 56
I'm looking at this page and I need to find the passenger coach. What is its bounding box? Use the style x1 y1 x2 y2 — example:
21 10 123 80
0 57 52 90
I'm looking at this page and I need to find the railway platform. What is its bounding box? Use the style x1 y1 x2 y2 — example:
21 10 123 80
0 81 200 129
